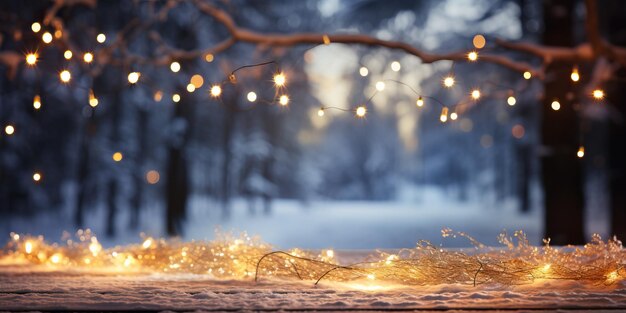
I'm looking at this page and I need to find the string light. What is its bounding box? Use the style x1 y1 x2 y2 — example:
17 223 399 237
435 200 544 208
210 85 222 97
577 146 585 158
322 34 331 45
190 74 204 88
64 50 73 60
31 22 41 33
592 89 604 100
355 105 367 117
467 51 478 61
551 100 561 111
89 89 98 107
390 61 401 72
83 52 94 63
172 94 181 102
279 95 289 106
450 112 458 120
317 108 325 117
571 66 580 82
375 81 385 91
443 76 455 88
59 70 71 83
4 125 14 135
416 96 424 107
170 61 181 73
33 95 41 109
440 107 449 122
247 91 257 102
112 152 123 162
128 72 140 84
24 241 33 254
471 89 481 100
32 172 42 182
54 30 62 39
42 32 52 43
205 53 214 62
273 73 286 87
472 34 486 49
507 96 516 106
154 91 163 102
186 83 196 93
25 53 38 65
359 66 369 77
523 71 532 80
146 170 160 184
96 33 106 43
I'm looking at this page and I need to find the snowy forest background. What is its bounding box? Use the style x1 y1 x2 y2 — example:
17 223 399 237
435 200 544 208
0 0 620 249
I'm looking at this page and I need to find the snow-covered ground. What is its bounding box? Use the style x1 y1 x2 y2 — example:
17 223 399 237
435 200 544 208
1 188 542 249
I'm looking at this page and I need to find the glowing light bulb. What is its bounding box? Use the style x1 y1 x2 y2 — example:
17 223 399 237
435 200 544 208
89 238 101 256
390 61 401 72
54 30 62 39
541 263 551 273
112 152 123 162
146 170 160 184
170 61 181 73
31 22 41 33
142 238 153 249
577 146 585 158
25 53 38 65
355 106 367 117
279 95 289 106
359 66 369 77
375 81 385 91
64 50 73 60
551 100 561 111
450 112 458 120
205 53 214 62
471 89 481 100
443 76 455 88
367 274 375 280
507 96 516 106
32 172 41 182
24 241 33 254
273 73 286 87
128 72 140 84
59 70 71 83
4 125 15 135
96 33 106 43
210 85 222 97
42 32 52 43
154 91 163 102
326 250 334 258
571 67 580 82
323 34 331 45
33 95 41 109
83 52 94 63
440 107 449 122
190 74 204 88
186 83 195 93
606 270 619 282
172 94 181 102
89 89 98 107
467 51 478 61
50 253 62 264
593 89 604 100
473 34 486 49
317 108 325 117
416 96 424 107
247 91 257 102
523 71 532 80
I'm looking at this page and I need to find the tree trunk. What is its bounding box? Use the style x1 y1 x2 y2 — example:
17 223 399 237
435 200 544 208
130 108 148 229
541 0 585 244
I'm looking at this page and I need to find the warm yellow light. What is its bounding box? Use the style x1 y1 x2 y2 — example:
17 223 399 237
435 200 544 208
59 70 71 83
190 74 204 88
359 66 369 77
323 34 331 45
210 85 222 97
33 95 41 109
326 250 334 258
467 51 478 61
170 61 181 73
50 253 62 264
31 22 41 33
142 238 153 249
186 83 196 93
279 95 289 106
83 52 94 63
146 170 160 184
205 53 214 62
577 146 585 158
606 270 619 282
4 125 15 135
89 238 101 256
523 71 532 79
33 172 41 182
247 91 257 102
367 274 375 280
473 34 486 49
172 94 181 102
25 53 38 65
42 32 53 43
507 96 516 106
355 106 367 117
471 89 481 100
64 50 73 60
571 67 580 82
375 81 385 91
450 112 458 120
443 76 455 88
390 61 401 72
440 107 449 122
112 152 123 162
89 89 98 107
24 241 33 254
96 33 106 43
592 89 604 100
128 72 140 84
541 263 551 273
154 91 163 102
273 73 286 87
551 100 561 111
416 96 424 107
54 30 62 39
317 108 325 117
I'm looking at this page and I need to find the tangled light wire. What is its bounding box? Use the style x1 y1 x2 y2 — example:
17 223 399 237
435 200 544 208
1 229 624 287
